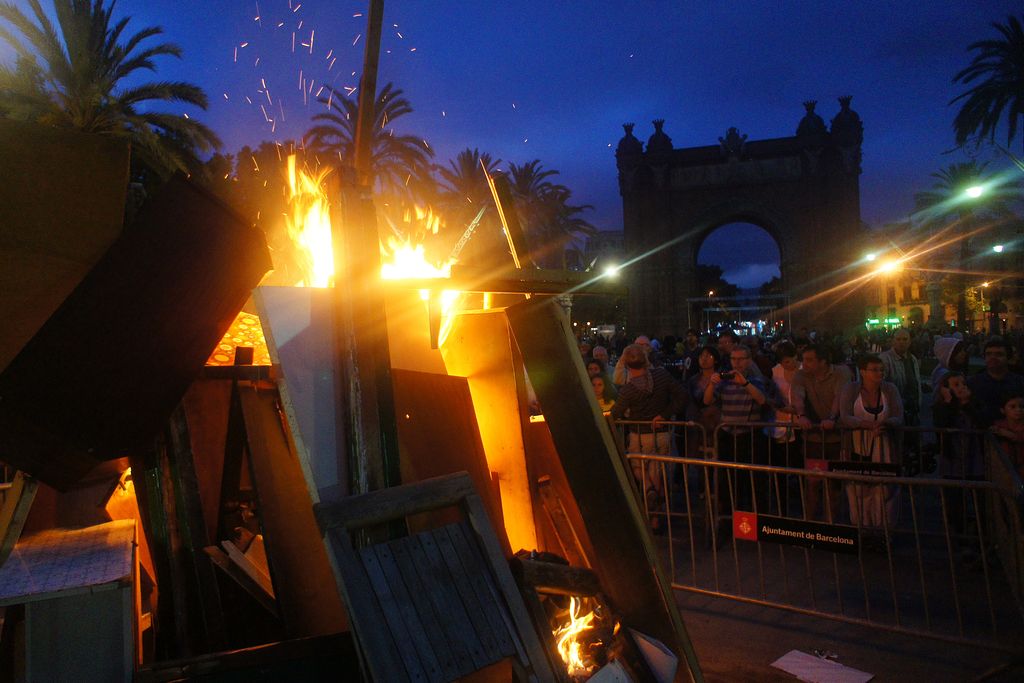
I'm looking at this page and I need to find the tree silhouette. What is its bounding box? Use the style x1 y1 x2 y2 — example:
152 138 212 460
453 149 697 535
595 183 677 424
305 81 433 200
0 0 220 177
508 159 595 268
951 14 1024 153
696 264 738 298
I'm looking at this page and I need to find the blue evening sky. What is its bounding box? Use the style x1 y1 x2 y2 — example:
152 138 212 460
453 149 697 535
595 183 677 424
3 1 1020 286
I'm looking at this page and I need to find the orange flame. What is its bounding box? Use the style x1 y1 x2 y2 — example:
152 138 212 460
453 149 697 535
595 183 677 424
280 160 463 343
554 596 596 677
379 234 461 346
285 155 334 287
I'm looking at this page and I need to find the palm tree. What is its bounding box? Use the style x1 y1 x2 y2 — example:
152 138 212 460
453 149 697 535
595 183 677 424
951 14 1024 153
435 147 501 213
508 160 595 268
305 81 433 200
0 0 220 177
432 148 505 267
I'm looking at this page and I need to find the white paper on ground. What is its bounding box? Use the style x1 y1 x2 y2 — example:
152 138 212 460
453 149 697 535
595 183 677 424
628 628 678 683
770 649 873 683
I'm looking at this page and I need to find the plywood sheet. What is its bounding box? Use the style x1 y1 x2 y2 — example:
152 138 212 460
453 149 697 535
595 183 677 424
0 176 272 489
392 369 509 555
254 286 346 504
0 120 130 373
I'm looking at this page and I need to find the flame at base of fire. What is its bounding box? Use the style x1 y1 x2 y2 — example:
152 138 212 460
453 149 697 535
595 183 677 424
554 596 598 677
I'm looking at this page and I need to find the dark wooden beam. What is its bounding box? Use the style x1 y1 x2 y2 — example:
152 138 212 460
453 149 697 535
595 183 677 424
505 296 703 683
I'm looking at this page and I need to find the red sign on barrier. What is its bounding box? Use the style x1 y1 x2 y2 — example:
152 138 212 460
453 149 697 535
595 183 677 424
733 511 758 541
805 458 829 472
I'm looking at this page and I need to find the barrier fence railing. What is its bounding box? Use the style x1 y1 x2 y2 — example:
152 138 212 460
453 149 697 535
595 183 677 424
612 418 1024 651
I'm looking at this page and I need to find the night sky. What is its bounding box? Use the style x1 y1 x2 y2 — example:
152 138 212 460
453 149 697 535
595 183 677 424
3 1 1020 287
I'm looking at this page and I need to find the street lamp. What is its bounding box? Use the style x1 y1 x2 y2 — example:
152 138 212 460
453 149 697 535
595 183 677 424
965 185 985 199
992 244 1004 253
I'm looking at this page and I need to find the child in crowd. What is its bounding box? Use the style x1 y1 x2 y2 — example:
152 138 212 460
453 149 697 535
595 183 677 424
591 375 615 413
991 393 1024 480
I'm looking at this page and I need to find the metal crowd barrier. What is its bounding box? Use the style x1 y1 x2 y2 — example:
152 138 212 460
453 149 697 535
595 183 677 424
612 418 1024 651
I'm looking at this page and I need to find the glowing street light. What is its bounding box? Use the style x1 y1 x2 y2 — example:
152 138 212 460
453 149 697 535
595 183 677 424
707 290 714 297
603 264 620 277
965 185 985 199
875 260 901 275
864 252 877 262
992 244 1004 253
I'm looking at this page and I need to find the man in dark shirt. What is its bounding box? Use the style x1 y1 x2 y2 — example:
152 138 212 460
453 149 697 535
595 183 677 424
968 338 1024 427
680 328 701 380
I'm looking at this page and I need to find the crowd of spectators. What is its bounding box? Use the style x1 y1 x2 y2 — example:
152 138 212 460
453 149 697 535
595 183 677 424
579 326 1024 529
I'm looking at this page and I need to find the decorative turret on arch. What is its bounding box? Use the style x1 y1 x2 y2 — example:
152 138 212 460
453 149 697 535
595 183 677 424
615 99 865 335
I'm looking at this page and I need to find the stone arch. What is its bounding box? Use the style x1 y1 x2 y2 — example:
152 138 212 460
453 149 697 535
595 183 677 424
687 201 790 281
615 101 865 336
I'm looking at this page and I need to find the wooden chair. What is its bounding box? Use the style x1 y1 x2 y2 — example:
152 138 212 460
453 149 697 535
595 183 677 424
315 472 557 682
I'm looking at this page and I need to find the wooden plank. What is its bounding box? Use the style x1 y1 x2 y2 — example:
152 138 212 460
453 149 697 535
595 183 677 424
505 297 702 683
440 310 538 553
0 472 38 567
222 540 274 599
463 493 557 682
389 535 476 678
511 558 602 598
0 175 272 490
204 546 278 617
179 379 232 543
537 476 589 568
443 522 518 659
368 543 448 680
315 472 476 532
409 531 492 672
327 528 408 682
166 406 226 651
359 545 433 682
135 632 359 682
238 384 348 637
429 526 506 661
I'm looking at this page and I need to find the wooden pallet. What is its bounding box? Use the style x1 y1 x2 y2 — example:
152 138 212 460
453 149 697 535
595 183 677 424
315 472 556 682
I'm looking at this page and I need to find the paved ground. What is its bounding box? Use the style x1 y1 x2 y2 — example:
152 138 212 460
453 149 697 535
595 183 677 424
676 590 1022 682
